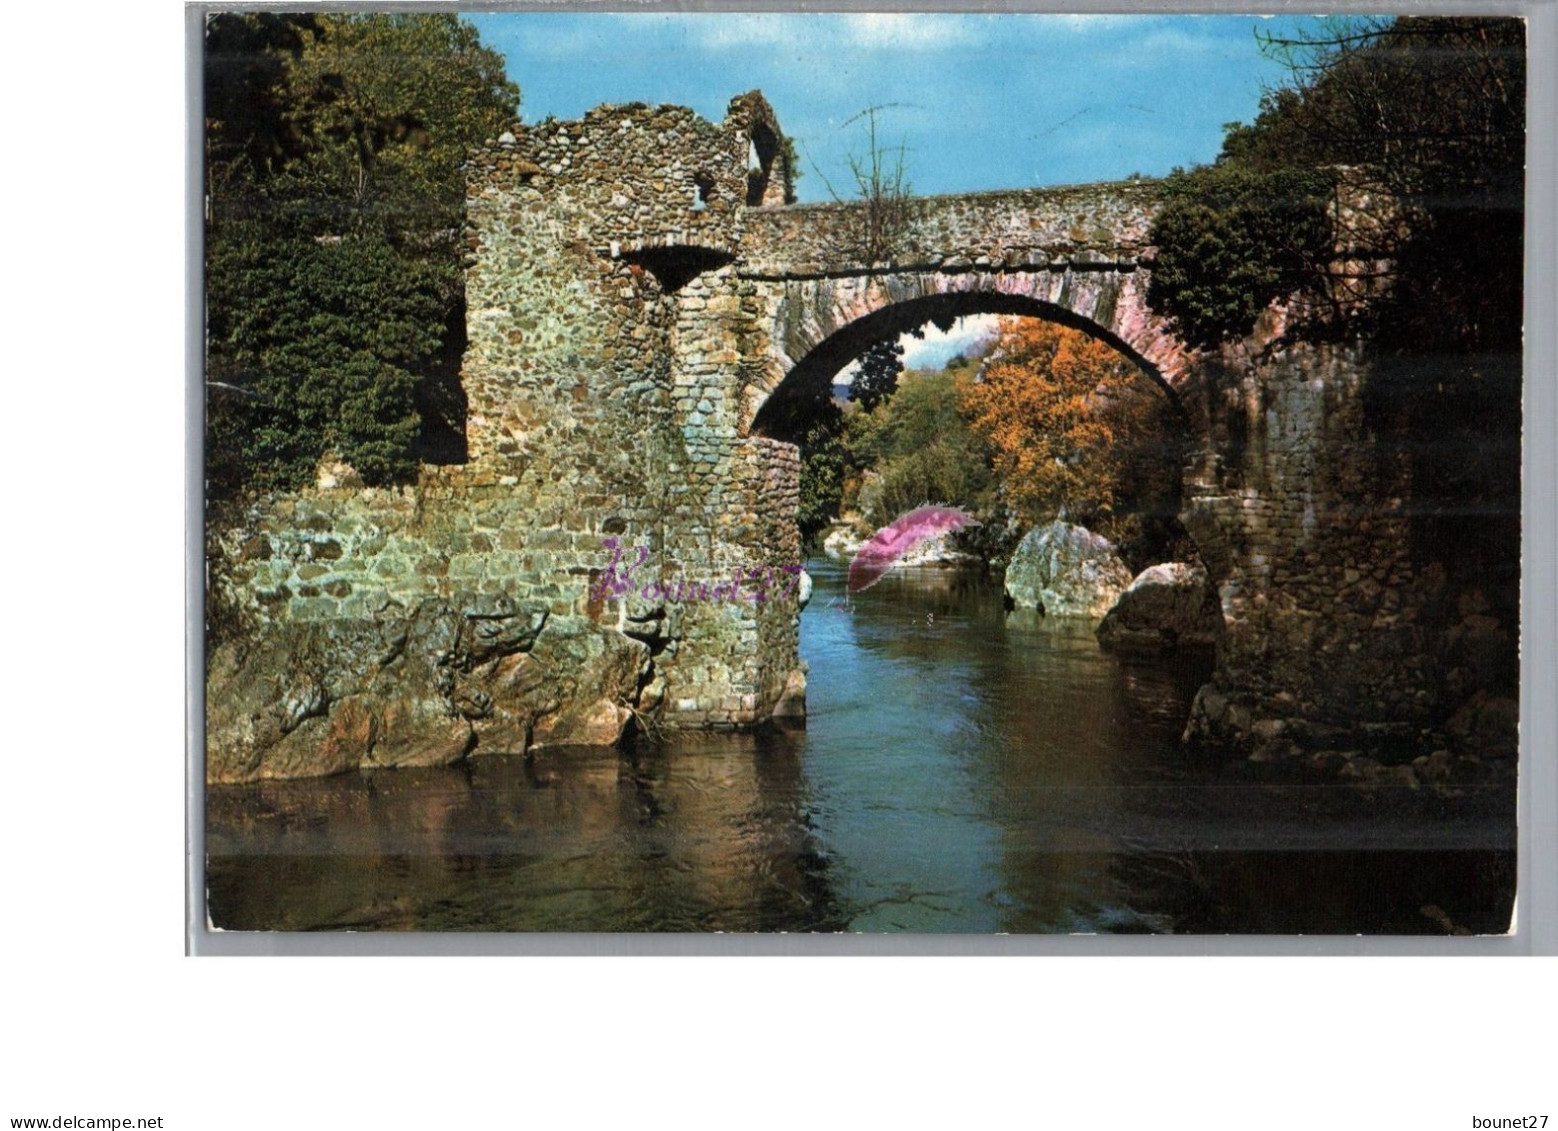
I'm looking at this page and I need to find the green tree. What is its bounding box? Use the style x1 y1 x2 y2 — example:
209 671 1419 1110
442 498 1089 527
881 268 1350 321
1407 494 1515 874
849 367 994 529
206 225 447 487
796 416 850 541
205 13 520 495
203 14 319 192
850 338 903 412
1146 163 1334 349
1147 16 1524 354
276 14 519 235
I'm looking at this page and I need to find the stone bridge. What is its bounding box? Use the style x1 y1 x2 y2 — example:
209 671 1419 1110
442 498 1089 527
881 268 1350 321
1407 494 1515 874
209 90 1429 782
740 184 1192 407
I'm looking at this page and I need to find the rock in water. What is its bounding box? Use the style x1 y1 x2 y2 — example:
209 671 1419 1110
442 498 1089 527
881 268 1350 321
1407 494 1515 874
771 668 807 721
530 698 633 749
1003 521 1133 620
204 603 650 784
822 524 866 560
847 505 981 592
1096 562 1222 653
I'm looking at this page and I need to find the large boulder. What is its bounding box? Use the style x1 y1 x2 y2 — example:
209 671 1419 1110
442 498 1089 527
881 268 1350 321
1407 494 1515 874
896 531 978 568
1096 562 1221 653
1003 522 1132 619
206 598 652 784
530 698 634 749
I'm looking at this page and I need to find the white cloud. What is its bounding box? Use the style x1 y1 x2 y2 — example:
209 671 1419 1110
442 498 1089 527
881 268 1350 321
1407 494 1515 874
682 13 984 53
838 14 980 51
684 13 804 50
837 315 1000 387
901 315 999 369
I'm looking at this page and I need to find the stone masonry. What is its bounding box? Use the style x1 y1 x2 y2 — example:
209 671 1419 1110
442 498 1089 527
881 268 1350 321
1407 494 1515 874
208 89 1456 781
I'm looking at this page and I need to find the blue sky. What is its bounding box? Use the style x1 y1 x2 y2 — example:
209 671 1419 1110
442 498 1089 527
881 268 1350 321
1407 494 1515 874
468 12 1317 199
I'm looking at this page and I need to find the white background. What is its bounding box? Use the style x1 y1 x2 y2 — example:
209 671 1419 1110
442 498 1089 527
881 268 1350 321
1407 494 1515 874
1 2 1552 1128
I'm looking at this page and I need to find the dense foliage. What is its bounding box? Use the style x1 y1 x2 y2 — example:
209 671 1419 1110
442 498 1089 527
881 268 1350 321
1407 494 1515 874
1147 16 1524 355
1147 165 1334 349
795 415 851 541
205 13 520 496
957 319 1186 564
849 338 903 412
851 367 995 529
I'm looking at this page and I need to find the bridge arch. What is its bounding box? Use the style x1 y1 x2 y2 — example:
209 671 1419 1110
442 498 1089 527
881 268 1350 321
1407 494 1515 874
740 275 1224 621
738 269 1203 441
749 286 1193 440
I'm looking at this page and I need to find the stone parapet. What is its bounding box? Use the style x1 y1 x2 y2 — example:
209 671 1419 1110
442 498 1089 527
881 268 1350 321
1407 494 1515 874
739 181 1159 277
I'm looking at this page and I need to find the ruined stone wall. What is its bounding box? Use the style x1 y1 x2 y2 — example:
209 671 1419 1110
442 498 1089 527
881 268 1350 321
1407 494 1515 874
205 461 663 784
1181 337 1427 757
644 434 803 727
208 94 808 782
212 468 599 625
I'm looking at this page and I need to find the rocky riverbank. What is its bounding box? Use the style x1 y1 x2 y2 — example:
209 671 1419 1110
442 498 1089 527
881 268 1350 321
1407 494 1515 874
990 519 1518 791
205 594 654 784
820 518 979 569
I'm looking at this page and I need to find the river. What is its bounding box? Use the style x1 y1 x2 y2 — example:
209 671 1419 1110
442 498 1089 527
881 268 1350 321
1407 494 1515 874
206 558 1515 934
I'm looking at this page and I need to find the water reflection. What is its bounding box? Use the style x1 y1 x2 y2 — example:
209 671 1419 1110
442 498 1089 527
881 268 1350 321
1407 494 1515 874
208 737 841 932
207 557 1516 934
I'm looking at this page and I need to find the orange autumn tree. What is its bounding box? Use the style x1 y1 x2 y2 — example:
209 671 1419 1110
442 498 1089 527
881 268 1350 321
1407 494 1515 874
957 317 1153 533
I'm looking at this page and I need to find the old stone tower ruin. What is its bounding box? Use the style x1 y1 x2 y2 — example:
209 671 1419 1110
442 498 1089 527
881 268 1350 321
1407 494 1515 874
208 91 1448 783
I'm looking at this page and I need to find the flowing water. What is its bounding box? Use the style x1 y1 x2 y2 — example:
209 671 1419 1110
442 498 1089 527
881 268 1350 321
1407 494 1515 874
206 558 1516 934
